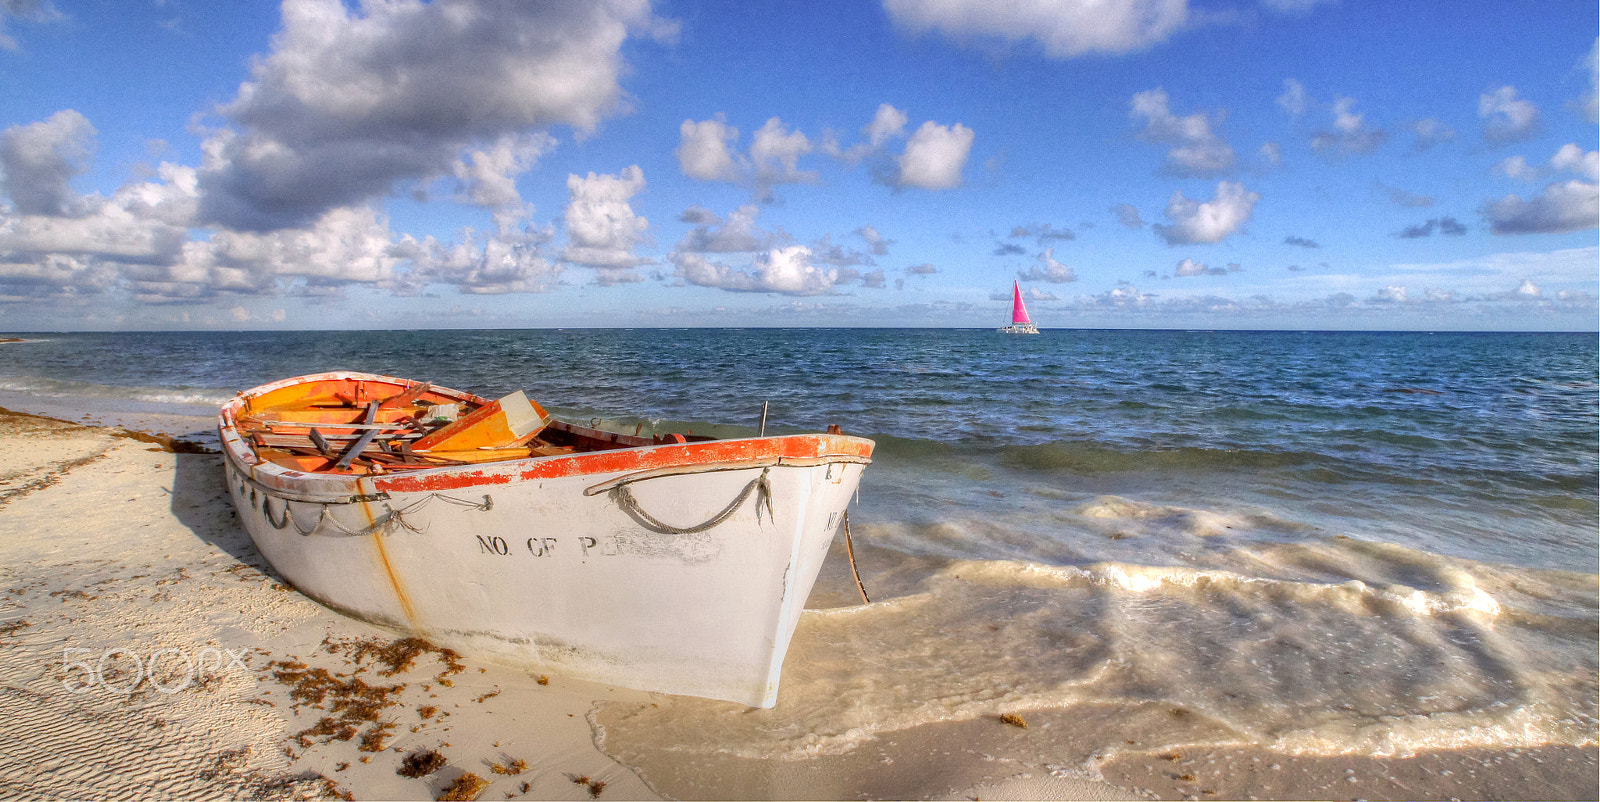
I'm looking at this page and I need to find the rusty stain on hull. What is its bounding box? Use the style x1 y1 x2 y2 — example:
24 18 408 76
356 479 421 632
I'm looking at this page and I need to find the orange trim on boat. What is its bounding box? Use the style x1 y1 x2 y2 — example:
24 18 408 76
372 435 873 494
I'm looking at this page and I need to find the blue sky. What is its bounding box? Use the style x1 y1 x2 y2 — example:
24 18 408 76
1 0 1595 331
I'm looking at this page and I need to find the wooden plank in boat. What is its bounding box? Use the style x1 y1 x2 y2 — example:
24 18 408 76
379 381 433 409
334 403 382 471
308 428 335 457
251 433 403 448
265 420 414 431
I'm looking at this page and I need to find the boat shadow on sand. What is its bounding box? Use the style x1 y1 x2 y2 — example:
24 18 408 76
164 447 292 586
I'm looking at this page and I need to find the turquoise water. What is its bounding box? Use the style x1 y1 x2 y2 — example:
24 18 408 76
2 328 1595 759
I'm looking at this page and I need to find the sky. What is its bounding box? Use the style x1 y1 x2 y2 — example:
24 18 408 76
0 0 1596 331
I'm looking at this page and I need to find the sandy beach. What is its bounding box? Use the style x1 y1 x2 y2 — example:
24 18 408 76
1 404 1594 801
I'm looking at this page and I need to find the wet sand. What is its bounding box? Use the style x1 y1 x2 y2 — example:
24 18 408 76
0 405 1593 800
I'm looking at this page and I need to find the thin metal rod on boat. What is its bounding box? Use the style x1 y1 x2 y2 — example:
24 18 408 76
759 401 768 437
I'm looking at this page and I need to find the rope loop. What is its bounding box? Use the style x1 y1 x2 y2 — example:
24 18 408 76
610 467 772 535
258 491 492 537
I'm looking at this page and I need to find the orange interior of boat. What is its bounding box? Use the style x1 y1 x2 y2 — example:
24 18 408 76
232 377 709 475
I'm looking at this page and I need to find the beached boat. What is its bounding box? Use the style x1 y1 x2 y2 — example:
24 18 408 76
218 371 873 707
998 280 1040 334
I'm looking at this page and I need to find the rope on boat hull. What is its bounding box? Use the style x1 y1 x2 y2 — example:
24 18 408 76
609 467 773 535
242 466 491 537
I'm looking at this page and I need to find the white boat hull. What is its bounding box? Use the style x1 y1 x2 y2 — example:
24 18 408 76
220 374 872 707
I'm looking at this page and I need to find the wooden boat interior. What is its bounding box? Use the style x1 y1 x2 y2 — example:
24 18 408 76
230 377 713 475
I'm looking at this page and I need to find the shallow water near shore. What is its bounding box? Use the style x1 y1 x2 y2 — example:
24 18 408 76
1 328 1595 793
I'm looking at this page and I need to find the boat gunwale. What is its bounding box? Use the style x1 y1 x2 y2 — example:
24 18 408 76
220 371 875 497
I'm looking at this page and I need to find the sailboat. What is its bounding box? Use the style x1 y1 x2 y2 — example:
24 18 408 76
999 280 1041 334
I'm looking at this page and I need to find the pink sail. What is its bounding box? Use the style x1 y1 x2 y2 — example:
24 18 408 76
1011 280 1032 325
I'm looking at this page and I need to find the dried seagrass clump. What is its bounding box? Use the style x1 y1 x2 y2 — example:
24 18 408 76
397 749 447 778
438 772 489 801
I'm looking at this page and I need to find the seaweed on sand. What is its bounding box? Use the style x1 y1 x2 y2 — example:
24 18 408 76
438 772 489 801
398 749 447 778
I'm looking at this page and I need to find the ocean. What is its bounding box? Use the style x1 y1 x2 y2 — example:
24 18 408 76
1 328 1595 768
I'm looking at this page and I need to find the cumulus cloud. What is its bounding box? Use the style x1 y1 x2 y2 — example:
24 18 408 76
1550 143 1600 181
1111 202 1146 229
1017 248 1078 283
451 133 556 209
169 205 409 298
882 0 1189 58
904 262 938 275
1009 222 1075 243
0 0 60 51
677 204 719 225
676 116 742 182
677 115 817 198
674 204 789 254
1494 143 1599 185
667 206 885 295
1311 97 1387 156
1276 78 1308 118
1130 88 1235 177
1483 181 1599 235
809 233 876 268
560 166 650 269
864 104 910 147
688 108 968 194
1394 217 1468 238
856 225 893 255
412 210 560 294
825 104 909 163
0 155 201 301
1152 181 1260 245
1372 285 1407 303
196 0 660 231
1284 235 1319 248
1380 183 1435 208
672 245 838 296
1493 155 1538 181
1479 85 1540 145
1171 257 1231 277
749 117 816 185
1409 118 1455 152
1 109 96 216
892 121 974 190
0 253 116 303
1257 142 1282 167
1086 281 1156 308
